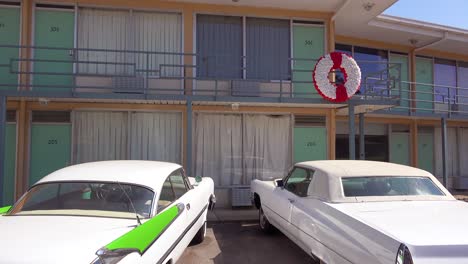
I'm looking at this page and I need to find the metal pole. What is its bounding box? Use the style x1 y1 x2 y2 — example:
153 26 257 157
359 113 365 160
348 102 356 160
441 117 448 187
0 96 6 206
186 99 193 176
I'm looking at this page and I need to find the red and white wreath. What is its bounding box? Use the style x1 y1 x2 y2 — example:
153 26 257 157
312 52 361 103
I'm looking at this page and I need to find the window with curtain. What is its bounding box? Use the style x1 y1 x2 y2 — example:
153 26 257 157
458 62 468 108
193 113 292 187
77 8 182 76
73 111 128 164
246 18 290 80
130 112 182 163
353 46 388 94
73 111 182 164
435 127 458 178
196 15 243 79
434 59 456 103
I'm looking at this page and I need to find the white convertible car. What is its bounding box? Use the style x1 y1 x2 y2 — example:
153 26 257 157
0 160 215 264
251 160 468 264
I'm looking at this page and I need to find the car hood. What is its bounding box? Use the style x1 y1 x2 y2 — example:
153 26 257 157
0 215 137 264
330 200 468 246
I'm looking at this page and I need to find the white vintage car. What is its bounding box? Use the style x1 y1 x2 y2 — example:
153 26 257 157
0 160 215 264
251 160 468 264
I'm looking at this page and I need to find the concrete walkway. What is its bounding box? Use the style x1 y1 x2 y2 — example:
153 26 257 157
208 208 258 222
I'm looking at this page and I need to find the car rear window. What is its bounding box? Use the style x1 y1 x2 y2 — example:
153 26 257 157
342 176 445 197
10 182 154 219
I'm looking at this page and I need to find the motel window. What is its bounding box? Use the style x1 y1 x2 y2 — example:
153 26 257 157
353 46 388 94
246 18 290 80
196 15 243 79
458 62 468 106
196 15 294 81
77 8 182 76
434 59 457 103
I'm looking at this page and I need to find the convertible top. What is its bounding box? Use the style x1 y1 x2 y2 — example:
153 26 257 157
295 160 455 203
35 160 182 191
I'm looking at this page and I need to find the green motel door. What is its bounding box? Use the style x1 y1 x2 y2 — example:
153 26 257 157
29 123 71 186
292 24 324 98
294 116 327 163
0 6 20 90
33 8 74 92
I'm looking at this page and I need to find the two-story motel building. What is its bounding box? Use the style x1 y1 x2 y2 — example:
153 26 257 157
1 0 468 207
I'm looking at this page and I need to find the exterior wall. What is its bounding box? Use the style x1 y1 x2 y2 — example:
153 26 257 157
3 0 468 206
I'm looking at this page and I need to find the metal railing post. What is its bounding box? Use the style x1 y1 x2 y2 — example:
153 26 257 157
441 117 448 188
348 102 356 160
359 113 365 160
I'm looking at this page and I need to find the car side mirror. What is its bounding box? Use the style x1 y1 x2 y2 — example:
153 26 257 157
276 179 284 188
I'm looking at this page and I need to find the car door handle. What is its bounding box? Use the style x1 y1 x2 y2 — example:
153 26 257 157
186 203 191 210
288 198 295 203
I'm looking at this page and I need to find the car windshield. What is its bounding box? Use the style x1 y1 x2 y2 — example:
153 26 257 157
9 182 154 219
342 176 445 197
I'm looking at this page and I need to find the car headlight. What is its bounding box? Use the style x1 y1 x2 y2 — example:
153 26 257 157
91 248 137 264
396 244 413 264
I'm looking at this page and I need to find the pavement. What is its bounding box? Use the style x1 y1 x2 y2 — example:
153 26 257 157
207 207 258 222
177 221 315 264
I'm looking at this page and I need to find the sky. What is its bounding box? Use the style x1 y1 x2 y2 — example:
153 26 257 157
384 0 468 30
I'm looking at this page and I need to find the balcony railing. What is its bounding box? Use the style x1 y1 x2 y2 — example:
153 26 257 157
0 45 400 107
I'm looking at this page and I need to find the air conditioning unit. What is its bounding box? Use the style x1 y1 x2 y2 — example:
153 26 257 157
231 186 252 207
453 177 468 190
112 76 145 94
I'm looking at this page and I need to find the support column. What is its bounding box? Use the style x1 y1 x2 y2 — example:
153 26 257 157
409 50 417 113
359 113 365 160
327 109 336 160
327 17 335 53
19 0 34 91
441 117 448 187
186 99 193 175
0 96 6 206
348 103 355 160
410 120 418 167
15 100 28 199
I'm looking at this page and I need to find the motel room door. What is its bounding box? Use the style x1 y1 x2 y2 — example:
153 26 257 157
29 112 71 186
294 117 327 163
33 6 75 92
292 23 324 98
0 5 20 90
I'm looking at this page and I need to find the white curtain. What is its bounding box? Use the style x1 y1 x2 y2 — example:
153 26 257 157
435 127 458 177
78 8 131 75
130 112 182 163
78 8 182 76
243 115 292 182
73 111 128 164
133 11 182 77
193 114 242 187
458 128 468 177
73 111 182 164
193 113 292 187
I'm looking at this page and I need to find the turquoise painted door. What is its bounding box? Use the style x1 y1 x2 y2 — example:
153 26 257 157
294 127 327 163
418 133 434 173
0 7 20 91
390 133 410 165
33 9 74 92
29 124 71 186
389 54 409 112
416 57 434 113
293 25 324 98
2 123 16 206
